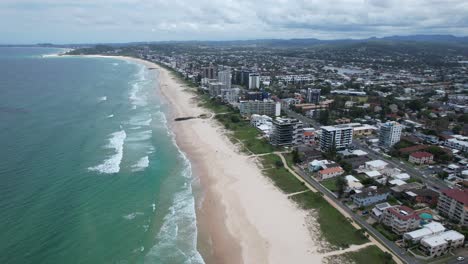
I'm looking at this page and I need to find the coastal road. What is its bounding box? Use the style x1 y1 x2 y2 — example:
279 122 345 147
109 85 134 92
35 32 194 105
277 153 418 264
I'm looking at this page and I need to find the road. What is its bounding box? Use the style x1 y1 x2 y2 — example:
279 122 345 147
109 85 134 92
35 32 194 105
281 108 457 264
284 108 448 190
289 161 419 264
352 140 448 190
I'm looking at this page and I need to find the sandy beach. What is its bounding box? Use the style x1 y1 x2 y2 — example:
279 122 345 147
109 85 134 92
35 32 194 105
90 55 324 263
151 59 326 264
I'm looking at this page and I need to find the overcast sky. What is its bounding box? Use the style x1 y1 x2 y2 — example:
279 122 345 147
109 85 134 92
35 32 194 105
1 0 468 44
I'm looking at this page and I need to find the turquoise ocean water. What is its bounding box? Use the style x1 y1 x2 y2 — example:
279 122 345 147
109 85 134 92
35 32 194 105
0 47 204 264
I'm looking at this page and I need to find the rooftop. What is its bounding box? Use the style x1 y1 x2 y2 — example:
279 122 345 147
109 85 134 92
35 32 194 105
421 230 465 247
386 205 420 221
366 160 388 168
404 222 445 240
410 151 434 158
321 125 353 132
441 189 468 205
354 187 389 199
319 166 344 175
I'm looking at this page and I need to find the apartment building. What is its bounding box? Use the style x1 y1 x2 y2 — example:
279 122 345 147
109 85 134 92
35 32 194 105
420 230 465 258
381 205 420 234
437 189 468 226
239 100 281 117
319 125 353 151
408 151 434 165
379 121 402 148
270 118 304 146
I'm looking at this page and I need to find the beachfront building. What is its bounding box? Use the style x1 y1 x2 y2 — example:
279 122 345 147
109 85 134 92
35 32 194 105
437 189 468 226
306 88 321 104
319 125 353 151
208 81 225 97
379 121 402 148
403 222 446 244
217 66 231 90
270 118 303 146
419 230 465 258
239 100 281 117
381 205 420 234
372 202 394 220
318 166 344 181
408 152 434 165
220 88 240 104
248 73 260 89
201 65 217 79
352 187 390 207
250 114 273 135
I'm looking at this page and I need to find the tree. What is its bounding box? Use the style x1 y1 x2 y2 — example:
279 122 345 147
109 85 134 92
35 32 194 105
437 171 449 180
292 149 301 164
275 160 284 168
340 160 352 173
318 110 330 125
407 99 424 112
336 176 347 198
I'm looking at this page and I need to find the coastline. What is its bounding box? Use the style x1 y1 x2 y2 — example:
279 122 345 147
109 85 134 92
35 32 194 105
82 55 323 263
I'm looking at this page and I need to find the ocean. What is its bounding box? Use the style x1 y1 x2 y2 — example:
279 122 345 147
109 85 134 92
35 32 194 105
0 47 204 264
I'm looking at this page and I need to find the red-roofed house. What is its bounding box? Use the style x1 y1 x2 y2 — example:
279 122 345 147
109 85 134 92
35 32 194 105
409 151 434 165
437 189 468 226
382 205 420 234
399 145 429 155
318 166 344 181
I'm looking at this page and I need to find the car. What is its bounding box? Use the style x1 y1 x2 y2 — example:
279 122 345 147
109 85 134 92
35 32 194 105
457 256 465 261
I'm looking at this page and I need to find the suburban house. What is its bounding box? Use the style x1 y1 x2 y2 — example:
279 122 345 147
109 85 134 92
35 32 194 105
409 152 434 165
345 175 364 193
365 160 388 171
352 187 390 207
318 166 344 181
381 205 420 234
371 202 393 220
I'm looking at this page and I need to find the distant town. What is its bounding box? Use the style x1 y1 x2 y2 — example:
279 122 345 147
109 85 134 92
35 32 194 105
68 38 468 263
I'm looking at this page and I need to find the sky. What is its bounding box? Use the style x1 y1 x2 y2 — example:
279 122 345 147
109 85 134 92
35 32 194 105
1 0 468 44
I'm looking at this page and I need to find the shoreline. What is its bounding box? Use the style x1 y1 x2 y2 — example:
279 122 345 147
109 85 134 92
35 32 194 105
80 55 323 263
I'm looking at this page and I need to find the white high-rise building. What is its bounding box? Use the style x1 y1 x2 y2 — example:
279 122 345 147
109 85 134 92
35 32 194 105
320 125 353 151
248 73 260 89
217 66 231 90
379 121 402 148
239 100 281 117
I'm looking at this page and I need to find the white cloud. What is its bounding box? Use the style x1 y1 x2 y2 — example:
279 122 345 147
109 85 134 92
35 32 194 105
0 0 467 43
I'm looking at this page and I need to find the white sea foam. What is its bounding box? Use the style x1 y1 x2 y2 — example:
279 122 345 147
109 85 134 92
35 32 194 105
123 212 144 220
112 62 119 66
88 130 126 174
99 96 107 102
129 116 152 127
131 156 149 172
128 66 150 107
127 130 152 142
144 129 204 264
